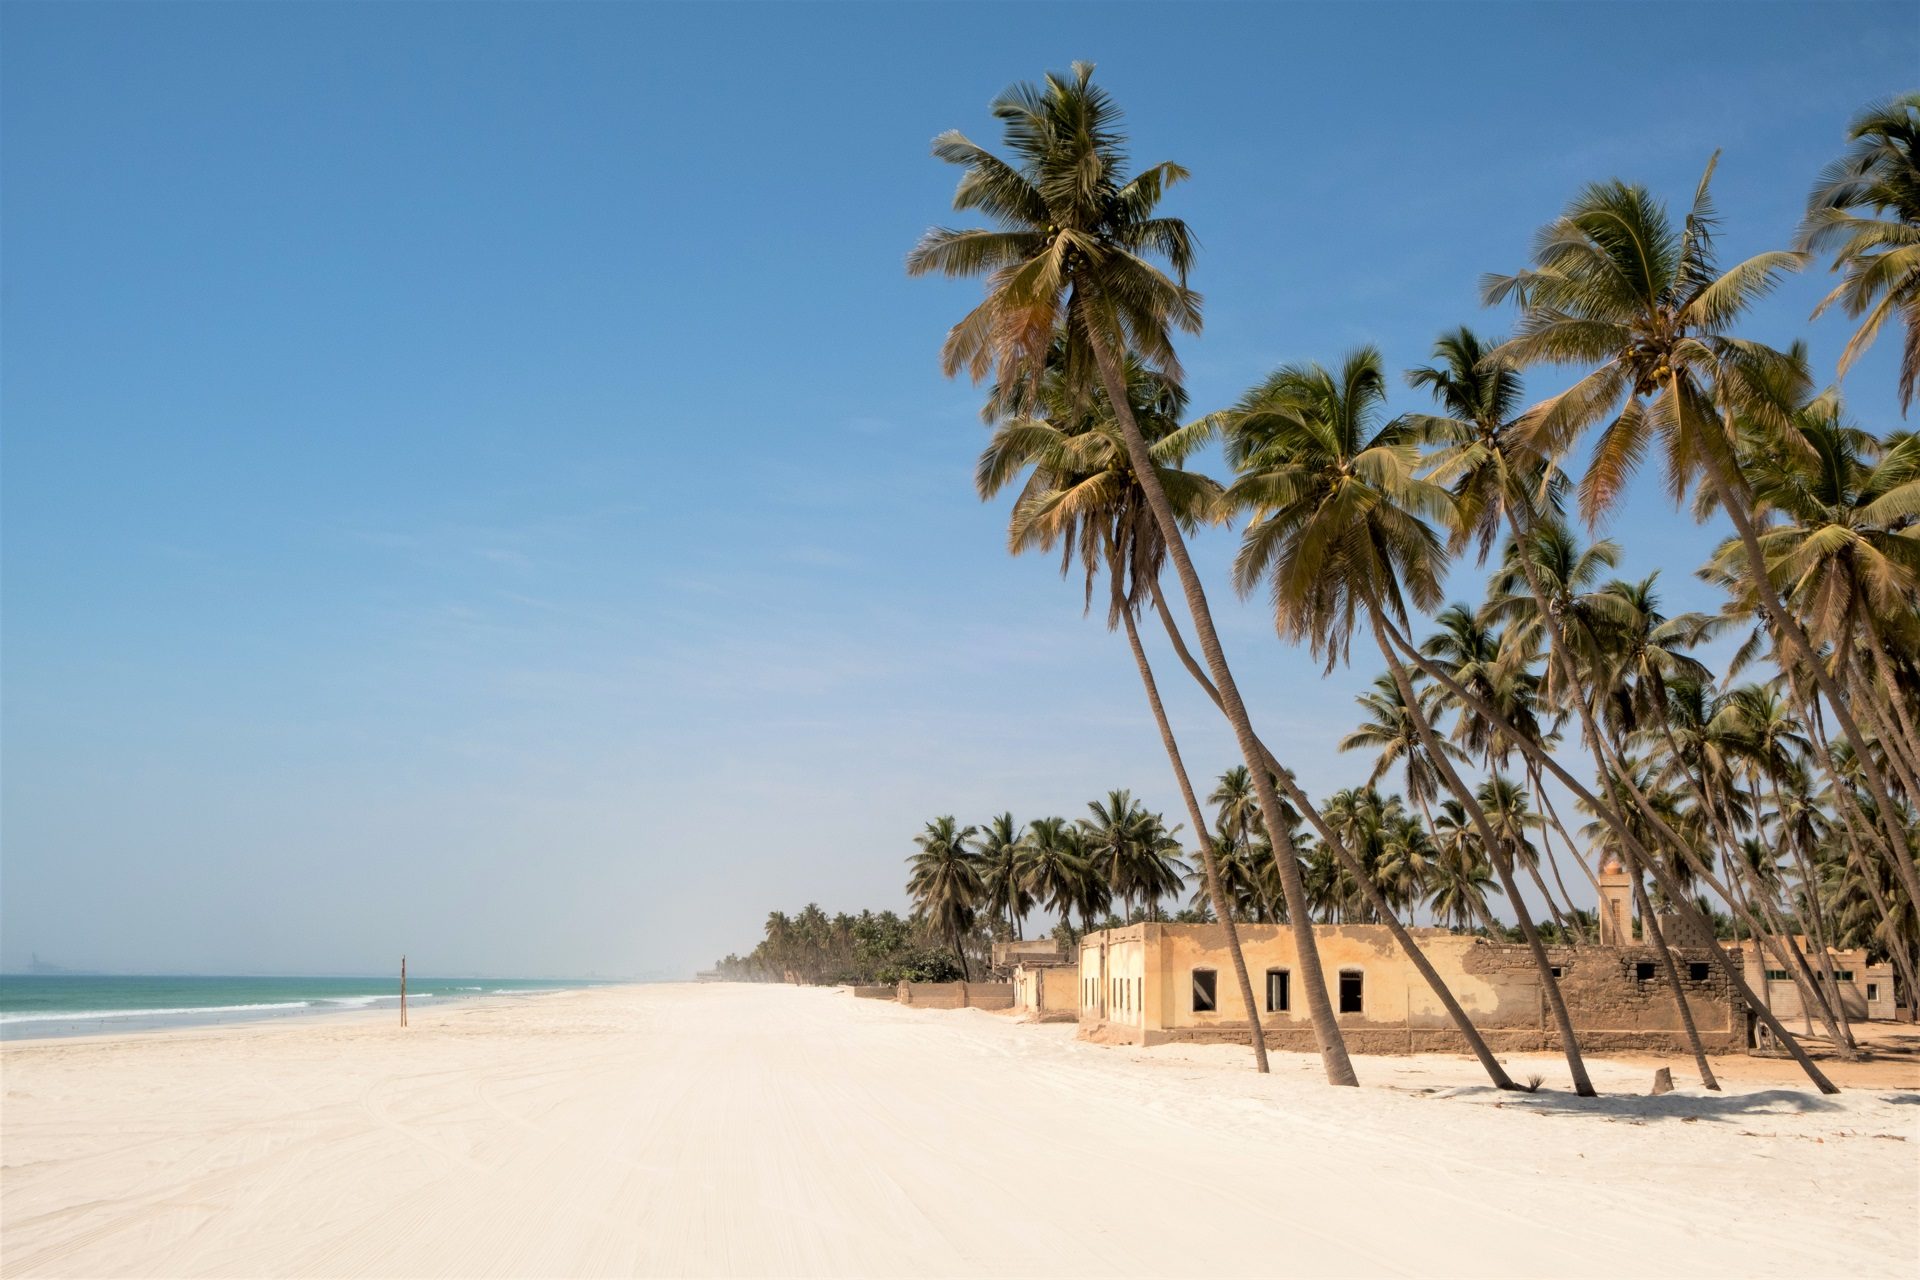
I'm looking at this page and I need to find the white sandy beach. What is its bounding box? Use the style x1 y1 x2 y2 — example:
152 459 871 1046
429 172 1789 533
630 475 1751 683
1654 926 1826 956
2 983 1915 1278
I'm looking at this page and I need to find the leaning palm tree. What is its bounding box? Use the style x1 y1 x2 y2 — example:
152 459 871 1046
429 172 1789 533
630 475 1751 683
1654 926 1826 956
906 817 983 979
1400 326 1833 1089
977 349 1275 1065
1221 345 1597 1095
911 62 1357 1084
1484 157 1915 896
1799 93 1920 411
1707 392 1920 794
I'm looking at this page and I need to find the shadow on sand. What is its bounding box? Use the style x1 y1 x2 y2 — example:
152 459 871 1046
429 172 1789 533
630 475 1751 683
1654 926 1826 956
1433 1085 1848 1124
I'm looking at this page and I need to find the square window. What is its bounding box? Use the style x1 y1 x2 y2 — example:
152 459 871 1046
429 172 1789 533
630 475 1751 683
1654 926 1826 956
1339 971 1364 1014
1635 962 1656 982
1688 962 1711 982
1191 969 1217 1013
1266 969 1290 1013
1549 966 1563 979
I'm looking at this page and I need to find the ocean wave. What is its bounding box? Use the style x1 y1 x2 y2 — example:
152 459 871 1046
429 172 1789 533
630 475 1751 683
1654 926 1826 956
0 1001 313 1024
320 993 435 1008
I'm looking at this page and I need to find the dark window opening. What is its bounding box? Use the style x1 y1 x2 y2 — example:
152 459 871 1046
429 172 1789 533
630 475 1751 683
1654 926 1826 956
1266 969 1290 1013
1867 983 1879 1001
1550 966 1563 978
1191 969 1217 1013
1635 962 1656 982
1687 962 1711 982
1765 969 1789 981
1339 970 1364 1014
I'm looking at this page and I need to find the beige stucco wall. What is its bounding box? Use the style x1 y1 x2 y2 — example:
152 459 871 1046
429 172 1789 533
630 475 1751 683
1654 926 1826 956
1078 923 1747 1054
1738 944 1896 1022
1012 964 1080 1021
1078 926 1150 1031
897 981 1014 1010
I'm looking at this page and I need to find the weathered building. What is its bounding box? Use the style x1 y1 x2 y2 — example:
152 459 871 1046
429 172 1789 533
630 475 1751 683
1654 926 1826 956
1011 960 1080 1022
1077 922 1749 1055
1732 941 1897 1023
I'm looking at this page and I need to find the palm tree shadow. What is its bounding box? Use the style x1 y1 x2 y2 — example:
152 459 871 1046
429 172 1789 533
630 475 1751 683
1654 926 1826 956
1437 1085 1849 1123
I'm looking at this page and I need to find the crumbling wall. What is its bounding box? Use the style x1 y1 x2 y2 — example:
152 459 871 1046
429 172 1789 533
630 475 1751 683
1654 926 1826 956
1083 924 1746 1055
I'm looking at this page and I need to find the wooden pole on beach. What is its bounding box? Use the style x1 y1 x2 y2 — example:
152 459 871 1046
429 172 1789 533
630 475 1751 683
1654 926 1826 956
401 955 408 1028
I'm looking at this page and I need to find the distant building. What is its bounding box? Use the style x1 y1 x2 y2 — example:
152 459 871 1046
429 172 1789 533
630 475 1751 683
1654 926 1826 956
1600 855 1899 1024
1077 922 1750 1055
1731 941 1897 1023
991 938 1068 974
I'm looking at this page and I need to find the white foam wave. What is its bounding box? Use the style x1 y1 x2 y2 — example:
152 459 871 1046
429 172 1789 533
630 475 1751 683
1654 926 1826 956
320 993 434 1008
0 1001 312 1025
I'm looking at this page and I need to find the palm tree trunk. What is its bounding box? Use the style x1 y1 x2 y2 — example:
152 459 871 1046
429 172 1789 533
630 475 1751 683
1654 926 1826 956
1692 387 1917 905
1630 866 1720 1089
1517 843 1573 941
1638 719 1847 1047
1372 616 1596 1095
1119 607 1269 1073
1832 820 1920 1024
1084 326 1356 1087
1733 856 1823 1037
1767 769 1855 1048
1790 661 1915 977
1377 614 1842 1092
1862 612 1920 786
1529 763 1593 933
1146 584 1518 1089
1848 656 1920 807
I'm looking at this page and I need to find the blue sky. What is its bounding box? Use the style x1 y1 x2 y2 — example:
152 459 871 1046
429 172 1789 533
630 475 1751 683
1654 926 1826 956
4 2 1913 977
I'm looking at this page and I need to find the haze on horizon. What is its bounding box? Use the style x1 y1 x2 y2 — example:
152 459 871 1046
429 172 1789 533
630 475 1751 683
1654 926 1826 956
3 2 1913 978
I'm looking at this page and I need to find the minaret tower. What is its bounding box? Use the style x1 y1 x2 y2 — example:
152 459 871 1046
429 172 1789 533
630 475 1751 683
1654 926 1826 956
1596 851 1634 945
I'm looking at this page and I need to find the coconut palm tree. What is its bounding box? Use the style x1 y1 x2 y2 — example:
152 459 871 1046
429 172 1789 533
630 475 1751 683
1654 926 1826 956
977 813 1034 940
1080 792 1190 920
1408 327 1718 983
910 61 1358 1085
1473 773 1572 934
1484 157 1915 890
1339 675 1464 819
907 817 983 979
1209 766 1265 845
1427 807 1500 932
1131 813 1192 920
1706 391 1920 794
1018 817 1095 934
1798 93 1920 411
1222 344 1597 1094
976 348 1274 1065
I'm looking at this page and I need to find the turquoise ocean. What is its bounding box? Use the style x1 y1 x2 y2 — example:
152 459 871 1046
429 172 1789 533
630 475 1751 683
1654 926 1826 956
0 974 592 1039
